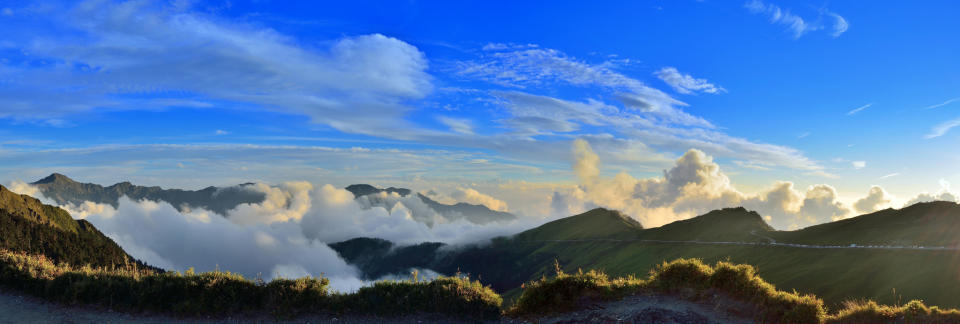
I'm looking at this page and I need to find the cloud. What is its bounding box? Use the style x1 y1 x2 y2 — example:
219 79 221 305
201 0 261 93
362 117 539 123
2 8 12 16
922 97 959 110
925 118 960 139
847 103 872 116
215 130 229 135
654 67 725 94
854 186 893 214
878 173 900 180
437 117 475 135
904 191 959 207
744 0 848 38
449 188 509 212
0 1 432 136
558 139 849 229
851 161 866 169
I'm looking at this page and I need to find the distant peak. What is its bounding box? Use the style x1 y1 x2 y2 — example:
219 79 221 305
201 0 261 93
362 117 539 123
32 173 76 184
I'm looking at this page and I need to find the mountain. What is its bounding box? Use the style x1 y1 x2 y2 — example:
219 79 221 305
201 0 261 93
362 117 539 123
0 184 149 269
770 201 960 247
344 184 412 197
328 237 445 280
514 208 642 241
640 207 773 242
331 204 960 308
416 193 516 225
31 173 265 215
345 183 517 224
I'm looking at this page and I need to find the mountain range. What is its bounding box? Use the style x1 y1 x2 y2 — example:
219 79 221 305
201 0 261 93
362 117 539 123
345 183 517 225
31 173 265 215
329 202 960 308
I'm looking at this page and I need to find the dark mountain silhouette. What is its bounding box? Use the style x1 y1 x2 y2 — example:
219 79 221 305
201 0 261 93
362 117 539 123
345 184 517 224
31 173 265 215
0 184 152 269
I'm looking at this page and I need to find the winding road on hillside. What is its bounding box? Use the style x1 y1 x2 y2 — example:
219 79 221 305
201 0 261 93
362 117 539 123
514 236 960 251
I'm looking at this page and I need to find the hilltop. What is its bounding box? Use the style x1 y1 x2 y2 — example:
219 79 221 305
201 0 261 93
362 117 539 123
640 207 773 242
31 173 265 215
0 184 148 269
514 208 643 241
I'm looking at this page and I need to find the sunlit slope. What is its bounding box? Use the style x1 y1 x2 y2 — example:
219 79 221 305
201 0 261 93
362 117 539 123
639 207 774 242
771 201 960 246
513 208 643 241
0 185 145 268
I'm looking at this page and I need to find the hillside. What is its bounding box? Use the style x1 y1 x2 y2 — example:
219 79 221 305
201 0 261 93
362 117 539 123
31 173 265 215
771 201 960 247
514 208 643 241
331 204 960 309
0 185 146 268
345 183 517 224
640 207 773 243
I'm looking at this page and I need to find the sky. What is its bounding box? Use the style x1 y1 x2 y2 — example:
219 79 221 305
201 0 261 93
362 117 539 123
2 0 960 229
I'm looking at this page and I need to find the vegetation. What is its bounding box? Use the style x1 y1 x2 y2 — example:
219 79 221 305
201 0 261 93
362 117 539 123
0 249 501 319
0 185 151 269
510 258 960 324
335 205 960 309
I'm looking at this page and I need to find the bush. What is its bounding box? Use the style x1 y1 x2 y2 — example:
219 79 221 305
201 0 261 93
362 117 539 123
0 249 499 319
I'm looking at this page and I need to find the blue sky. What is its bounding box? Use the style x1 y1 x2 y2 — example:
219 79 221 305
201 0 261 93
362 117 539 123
1 0 959 225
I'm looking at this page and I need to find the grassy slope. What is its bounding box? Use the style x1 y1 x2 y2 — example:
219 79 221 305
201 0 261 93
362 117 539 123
0 185 147 269
431 205 960 309
770 201 960 247
514 208 643 241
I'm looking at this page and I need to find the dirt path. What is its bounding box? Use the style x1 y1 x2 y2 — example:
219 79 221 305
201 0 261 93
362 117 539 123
0 287 748 324
521 294 753 324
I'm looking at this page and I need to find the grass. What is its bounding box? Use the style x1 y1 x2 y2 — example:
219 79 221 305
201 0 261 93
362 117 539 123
0 249 501 319
509 258 960 324
3 247 959 323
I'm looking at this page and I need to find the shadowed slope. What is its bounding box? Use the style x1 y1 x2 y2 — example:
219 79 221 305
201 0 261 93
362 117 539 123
641 207 774 243
514 208 643 241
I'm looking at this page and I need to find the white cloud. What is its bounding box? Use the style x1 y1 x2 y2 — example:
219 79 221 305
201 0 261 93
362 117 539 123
558 139 849 229
2 8 12 16
925 118 960 139
847 103 872 116
744 0 848 38
654 67 725 94
215 130 229 135
449 188 509 212
854 186 893 213
922 97 959 110
852 161 866 169
1 1 432 137
879 173 900 180
437 116 475 135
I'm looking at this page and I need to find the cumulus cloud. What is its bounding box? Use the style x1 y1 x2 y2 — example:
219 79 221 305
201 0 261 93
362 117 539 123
854 186 893 214
557 139 850 229
449 188 509 212
654 67 725 94
6 179 564 291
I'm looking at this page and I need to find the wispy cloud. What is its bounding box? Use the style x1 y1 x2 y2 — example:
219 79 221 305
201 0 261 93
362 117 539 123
851 161 866 169
923 97 960 110
847 103 872 116
744 0 848 39
925 118 960 139
878 173 900 180
654 67 726 94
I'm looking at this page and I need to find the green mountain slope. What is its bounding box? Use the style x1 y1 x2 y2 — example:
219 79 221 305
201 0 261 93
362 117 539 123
0 185 148 268
32 173 265 215
514 208 642 241
771 201 960 247
640 207 773 242
331 203 960 309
